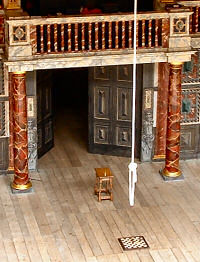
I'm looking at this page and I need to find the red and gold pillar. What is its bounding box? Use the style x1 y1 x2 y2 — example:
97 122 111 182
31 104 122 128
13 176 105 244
161 62 183 179
11 72 32 191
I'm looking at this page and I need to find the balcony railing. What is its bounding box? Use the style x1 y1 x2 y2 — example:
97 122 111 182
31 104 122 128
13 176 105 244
5 8 192 60
29 13 169 55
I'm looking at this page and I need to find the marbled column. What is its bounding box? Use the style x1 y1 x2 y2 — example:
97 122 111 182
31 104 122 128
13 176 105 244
154 63 169 158
162 63 183 178
11 72 32 190
9 73 14 171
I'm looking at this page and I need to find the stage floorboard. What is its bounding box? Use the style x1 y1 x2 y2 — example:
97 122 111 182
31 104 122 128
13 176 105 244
3 107 200 262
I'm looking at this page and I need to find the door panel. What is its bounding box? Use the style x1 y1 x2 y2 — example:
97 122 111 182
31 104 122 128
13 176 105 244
37 70 54 158
89 65 142 158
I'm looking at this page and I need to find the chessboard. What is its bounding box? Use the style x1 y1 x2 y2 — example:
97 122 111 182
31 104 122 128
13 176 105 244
118 236 149 251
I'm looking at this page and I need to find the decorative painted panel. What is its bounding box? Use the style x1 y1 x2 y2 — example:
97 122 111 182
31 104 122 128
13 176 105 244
141 87 155 162
28 119 37 170
117 88 132 121
0 62 4 95
0 102 5 136
0 138 9 171
181 88 200 124
117 65 132 82
94 67 109 80
180 125 199 155
182 53 200 84
94 86 110 120
13 26 27 42
173 18 186 34
94 124 110 144
45 120 53 144
0 16 4 45
115 126 131 147
37 127 42 150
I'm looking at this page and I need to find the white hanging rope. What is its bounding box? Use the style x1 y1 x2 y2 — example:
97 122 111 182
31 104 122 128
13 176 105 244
128 0 138 206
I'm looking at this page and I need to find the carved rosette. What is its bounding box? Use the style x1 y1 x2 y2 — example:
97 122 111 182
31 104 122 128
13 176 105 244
12 72 32 190
163 63 183 177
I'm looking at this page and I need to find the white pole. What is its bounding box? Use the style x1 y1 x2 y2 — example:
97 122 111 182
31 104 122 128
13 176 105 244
128 0 138 206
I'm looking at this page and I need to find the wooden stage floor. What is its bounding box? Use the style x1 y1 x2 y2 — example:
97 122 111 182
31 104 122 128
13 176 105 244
2 109 200 262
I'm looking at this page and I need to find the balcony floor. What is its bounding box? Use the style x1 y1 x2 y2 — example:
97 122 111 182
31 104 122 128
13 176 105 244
2 108 200 262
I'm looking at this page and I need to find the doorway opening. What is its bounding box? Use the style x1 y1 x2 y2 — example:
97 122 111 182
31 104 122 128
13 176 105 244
37 67 89 162
36 65 143 168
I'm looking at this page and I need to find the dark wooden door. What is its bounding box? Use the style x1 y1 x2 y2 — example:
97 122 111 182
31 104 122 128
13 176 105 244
37 70 54 158
88 65 142 158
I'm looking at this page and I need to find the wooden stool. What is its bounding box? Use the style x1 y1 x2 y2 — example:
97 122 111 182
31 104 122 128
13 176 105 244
94 168 113 201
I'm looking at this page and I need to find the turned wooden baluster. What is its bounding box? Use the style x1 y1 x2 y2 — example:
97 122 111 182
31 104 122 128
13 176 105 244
122 20 126 49
88 22 92 50
75 23 78 51
195 7 199 33
40 25 44 53
54 24 58 52
162 18 169 48
81 23 85 51
102 22 106 50
190 8 194 33
148 19 152 48
47 24 51 53
115 21 119 49
108 22 112 49
30 25 37 54
61 24 65 52
136 20 139 48
142 19 145 47
155 19 159 48
95 22 98 50
128 20 132 48
68 23 72 52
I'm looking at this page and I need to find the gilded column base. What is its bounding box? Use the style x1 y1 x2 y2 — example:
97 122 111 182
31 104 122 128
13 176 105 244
160 168 184 181
11 181 33 192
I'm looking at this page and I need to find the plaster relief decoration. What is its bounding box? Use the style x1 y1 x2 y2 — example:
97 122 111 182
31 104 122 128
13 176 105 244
13 26 27 42
182 53 200 84
28 119 37 170
173 18 186 34
181 88 200 124
0 102 5 136
141 89 154 161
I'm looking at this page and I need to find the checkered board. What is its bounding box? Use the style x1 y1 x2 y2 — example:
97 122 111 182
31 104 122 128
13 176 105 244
118 236 149 251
